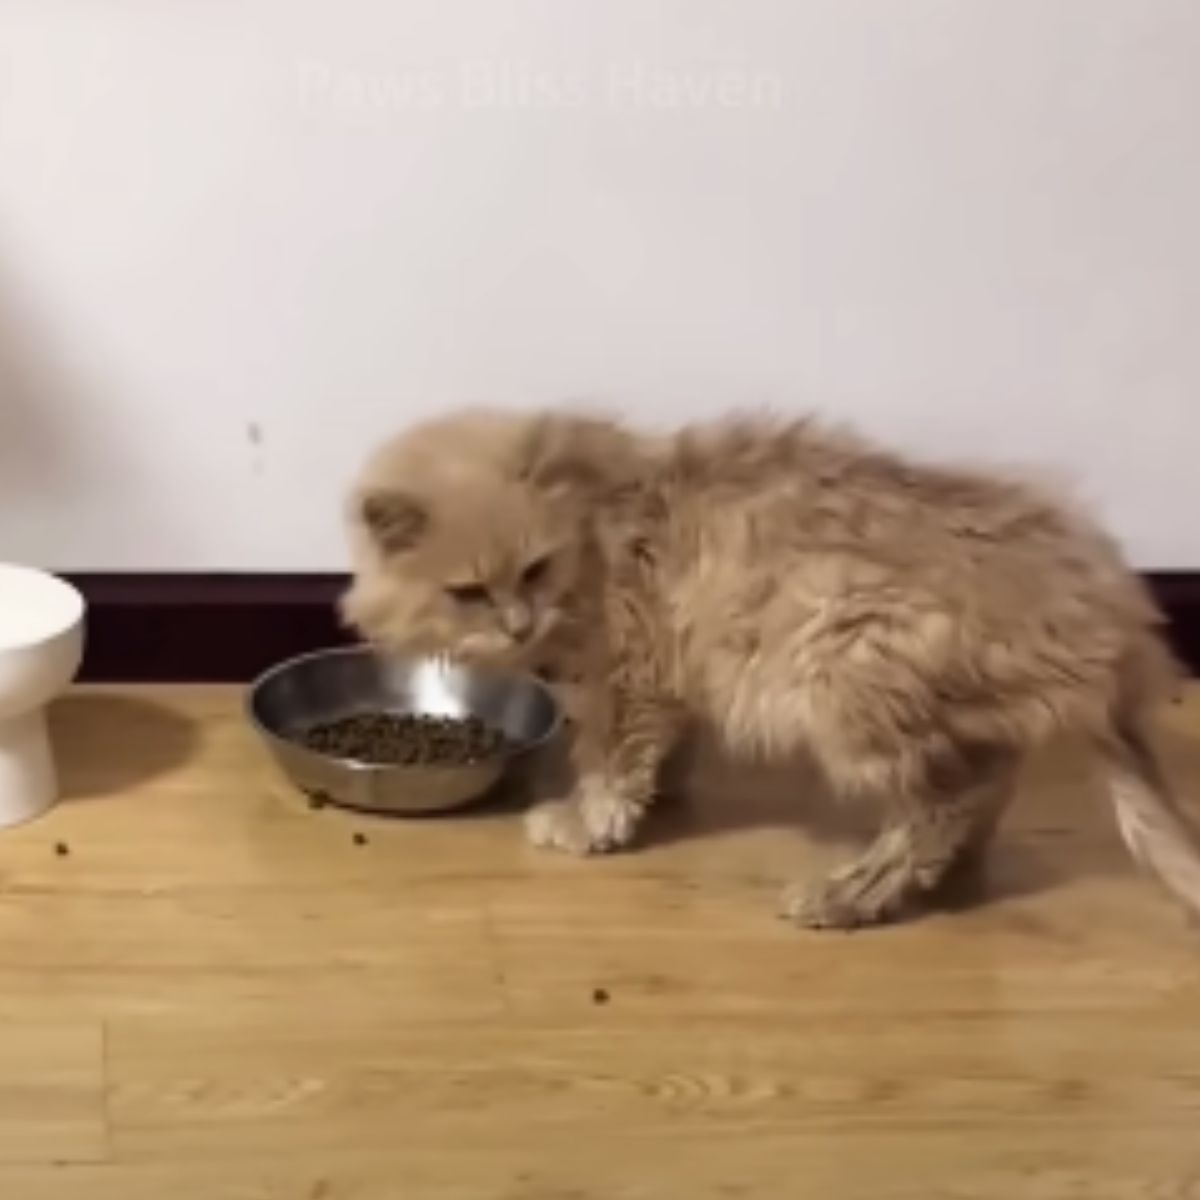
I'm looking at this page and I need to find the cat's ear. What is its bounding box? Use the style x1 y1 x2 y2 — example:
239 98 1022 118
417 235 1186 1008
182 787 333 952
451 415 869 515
358 488 429 552
519 415 632 497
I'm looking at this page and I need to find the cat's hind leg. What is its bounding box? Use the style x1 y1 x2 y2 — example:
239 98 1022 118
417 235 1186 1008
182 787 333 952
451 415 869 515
781 744 1019 929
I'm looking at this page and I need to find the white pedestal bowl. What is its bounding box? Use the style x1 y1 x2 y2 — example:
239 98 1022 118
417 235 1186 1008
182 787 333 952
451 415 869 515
0 565 85 827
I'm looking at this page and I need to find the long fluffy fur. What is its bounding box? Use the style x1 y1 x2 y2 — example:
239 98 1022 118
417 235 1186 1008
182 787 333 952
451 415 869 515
343 409 1200 928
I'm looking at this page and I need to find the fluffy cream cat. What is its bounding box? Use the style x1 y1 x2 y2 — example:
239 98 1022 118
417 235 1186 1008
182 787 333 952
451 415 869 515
342 409 1200 929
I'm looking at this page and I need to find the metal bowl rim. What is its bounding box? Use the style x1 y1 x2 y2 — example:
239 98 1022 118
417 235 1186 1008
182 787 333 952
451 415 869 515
245 644 563 774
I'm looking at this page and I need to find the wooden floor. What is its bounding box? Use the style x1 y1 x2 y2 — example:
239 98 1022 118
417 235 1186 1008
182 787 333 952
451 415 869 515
1 687 1199 1197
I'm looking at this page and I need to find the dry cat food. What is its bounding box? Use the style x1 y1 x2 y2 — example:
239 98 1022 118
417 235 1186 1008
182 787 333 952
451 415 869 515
300 712 509 765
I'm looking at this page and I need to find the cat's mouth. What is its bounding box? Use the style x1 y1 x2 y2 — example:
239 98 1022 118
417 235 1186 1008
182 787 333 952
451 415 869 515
454 610 561 667
455 631 539 667
362 608 564 672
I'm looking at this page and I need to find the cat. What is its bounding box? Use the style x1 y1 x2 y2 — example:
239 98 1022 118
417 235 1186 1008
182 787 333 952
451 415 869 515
341 408 1200 929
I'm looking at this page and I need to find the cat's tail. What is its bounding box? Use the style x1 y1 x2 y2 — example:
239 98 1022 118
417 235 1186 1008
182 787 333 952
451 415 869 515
1099 640 1200 922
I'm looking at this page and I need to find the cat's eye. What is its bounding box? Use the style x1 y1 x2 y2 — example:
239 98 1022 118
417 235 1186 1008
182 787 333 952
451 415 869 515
521 556 551 587
445 582 490 605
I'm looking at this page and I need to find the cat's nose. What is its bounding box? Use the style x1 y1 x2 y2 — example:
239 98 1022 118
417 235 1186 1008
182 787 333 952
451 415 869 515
502 604 534 642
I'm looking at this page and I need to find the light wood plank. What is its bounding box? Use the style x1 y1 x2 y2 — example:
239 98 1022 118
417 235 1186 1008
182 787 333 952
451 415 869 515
105 1011 1200 1158
2 1129 1200 1200
0 1025 105 1164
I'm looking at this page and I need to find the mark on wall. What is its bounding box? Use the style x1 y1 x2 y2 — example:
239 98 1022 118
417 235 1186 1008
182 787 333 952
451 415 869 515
247 420 265 475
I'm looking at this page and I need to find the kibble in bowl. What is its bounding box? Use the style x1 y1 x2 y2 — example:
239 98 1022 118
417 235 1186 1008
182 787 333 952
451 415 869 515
301 712 510 766
247 648 561 815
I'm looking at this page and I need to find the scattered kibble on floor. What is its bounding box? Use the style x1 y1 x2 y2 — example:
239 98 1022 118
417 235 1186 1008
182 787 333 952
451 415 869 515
592 987 610 1005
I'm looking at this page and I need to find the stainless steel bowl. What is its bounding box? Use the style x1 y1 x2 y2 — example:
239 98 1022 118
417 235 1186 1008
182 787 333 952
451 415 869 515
247 647 562 815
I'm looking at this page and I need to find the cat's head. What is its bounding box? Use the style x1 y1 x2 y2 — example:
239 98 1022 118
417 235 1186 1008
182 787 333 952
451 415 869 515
341 410 635 668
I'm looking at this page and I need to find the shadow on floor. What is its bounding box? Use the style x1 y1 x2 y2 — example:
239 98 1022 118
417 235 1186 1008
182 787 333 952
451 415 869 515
48 694 200 800
502 726 1137 916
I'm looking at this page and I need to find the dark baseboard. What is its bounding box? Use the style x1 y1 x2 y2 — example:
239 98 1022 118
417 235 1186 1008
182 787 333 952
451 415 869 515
72 574 353 683
1156 573 1200 678
70 571 1200 683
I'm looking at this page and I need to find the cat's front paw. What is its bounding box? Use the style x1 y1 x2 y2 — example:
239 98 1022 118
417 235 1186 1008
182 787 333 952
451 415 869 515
524 778 642 856
524 799 597 856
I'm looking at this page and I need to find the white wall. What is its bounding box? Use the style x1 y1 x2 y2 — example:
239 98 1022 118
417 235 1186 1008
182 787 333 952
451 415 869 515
1 0 1197 571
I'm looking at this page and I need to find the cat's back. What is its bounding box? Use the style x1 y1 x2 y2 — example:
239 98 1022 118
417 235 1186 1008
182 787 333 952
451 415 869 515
648 414 1161 731
657 414 1067 553
649 412 1146 627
